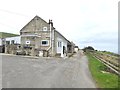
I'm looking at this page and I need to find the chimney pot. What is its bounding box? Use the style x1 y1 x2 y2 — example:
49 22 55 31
49 19 51 24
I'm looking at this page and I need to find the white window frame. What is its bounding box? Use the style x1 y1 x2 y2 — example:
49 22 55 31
58 41 62 47
43 27 47 31
26 41 30 44
41 40 49 46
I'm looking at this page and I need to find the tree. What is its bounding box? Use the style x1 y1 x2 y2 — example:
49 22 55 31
83 46 94 52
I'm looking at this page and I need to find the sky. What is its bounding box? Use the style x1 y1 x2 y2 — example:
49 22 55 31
0 0 119 53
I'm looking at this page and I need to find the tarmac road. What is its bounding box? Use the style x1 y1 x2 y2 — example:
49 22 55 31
0 54 2 89
1 51 96 88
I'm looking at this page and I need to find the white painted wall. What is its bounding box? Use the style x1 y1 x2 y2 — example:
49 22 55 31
5 36 21 44
0 38 5 46
0 39 2 46
57 38 62 53
56 37 67 54
74 48 79 52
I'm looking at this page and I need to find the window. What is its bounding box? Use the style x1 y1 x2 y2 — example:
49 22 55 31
31 37 35 39
6 41 10 45
58 42 62 47
26 41 30 44
43 27 47 31
41 40 49 46
11 40 15 44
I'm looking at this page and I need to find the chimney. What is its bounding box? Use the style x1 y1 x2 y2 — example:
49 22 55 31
51 20 53 27
49 19 51 24
49 19 53 27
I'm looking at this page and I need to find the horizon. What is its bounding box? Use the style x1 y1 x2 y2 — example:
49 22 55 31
1 31 118 55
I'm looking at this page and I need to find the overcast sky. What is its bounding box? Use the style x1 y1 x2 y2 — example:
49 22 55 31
0 0 119 53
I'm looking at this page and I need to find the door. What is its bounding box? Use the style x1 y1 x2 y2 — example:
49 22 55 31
63 46 66 54
57 41 62 53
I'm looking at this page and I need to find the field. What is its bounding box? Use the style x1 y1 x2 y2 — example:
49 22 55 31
0 32 19 38
86 52 119 88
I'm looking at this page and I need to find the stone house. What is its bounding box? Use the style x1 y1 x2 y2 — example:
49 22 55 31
20 15 74 57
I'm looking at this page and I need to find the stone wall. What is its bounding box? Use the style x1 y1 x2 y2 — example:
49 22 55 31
20 16 53 54
5 44 18 54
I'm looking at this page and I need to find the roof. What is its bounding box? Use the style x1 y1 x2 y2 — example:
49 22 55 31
54 30 71 44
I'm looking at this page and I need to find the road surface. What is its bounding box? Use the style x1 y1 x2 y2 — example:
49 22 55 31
1 51 96 88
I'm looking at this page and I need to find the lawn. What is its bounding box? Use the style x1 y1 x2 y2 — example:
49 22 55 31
86 52 119 89
0 32 19 38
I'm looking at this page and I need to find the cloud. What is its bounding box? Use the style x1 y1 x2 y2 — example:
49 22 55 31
79 31 118 53
0 0 118 53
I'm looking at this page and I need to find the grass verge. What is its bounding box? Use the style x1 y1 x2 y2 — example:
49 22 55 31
86 52 119 88
0 32 19 38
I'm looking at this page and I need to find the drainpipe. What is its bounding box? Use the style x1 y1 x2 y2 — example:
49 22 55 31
51 29 54 56
50 20 52 48
47 20 52 52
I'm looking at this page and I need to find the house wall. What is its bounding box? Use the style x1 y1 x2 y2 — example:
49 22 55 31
20 16 52 51
0 38 5 46
20 16 72 57
0 39 5 53
0 46 3 53
5 36 21 44
0 39 2 46
20 16 51 34
20 16 57 56
54 31 68 56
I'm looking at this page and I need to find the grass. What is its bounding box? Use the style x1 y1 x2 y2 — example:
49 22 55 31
86 52 119 88
0 32 19 38
101 51 120 57
102 51 114 55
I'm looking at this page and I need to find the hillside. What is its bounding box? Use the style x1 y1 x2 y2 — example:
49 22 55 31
0 32 19 38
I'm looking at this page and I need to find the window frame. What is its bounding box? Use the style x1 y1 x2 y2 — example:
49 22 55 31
41 40 49 46
43 27 48 31
26 41 30 44
11 40 15 44
58 41 62 47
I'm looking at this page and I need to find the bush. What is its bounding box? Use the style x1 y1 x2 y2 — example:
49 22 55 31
83 46 94 52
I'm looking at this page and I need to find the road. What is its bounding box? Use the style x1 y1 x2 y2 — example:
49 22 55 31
0 54 2 89
1 51 96 88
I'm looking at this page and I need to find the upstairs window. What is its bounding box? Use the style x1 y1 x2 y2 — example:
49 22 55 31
43 27 47 31
41 40 49 46
26 41 30 44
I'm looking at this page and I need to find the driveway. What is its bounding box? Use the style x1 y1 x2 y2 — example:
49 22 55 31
1 51 96 88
